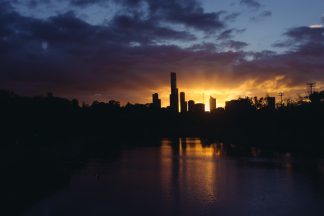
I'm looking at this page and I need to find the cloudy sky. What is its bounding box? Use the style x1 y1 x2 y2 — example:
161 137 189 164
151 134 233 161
1 0 324 108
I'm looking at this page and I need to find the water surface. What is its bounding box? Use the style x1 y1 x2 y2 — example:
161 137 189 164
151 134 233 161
24 138 324 216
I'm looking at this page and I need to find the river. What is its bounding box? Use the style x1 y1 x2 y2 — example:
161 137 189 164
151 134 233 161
24 138 324 216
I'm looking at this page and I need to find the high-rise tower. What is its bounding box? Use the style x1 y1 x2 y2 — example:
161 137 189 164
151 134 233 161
180 92 187 113
170 72 179 112
152 93 161 109
188 100 195 112
209 96 216 112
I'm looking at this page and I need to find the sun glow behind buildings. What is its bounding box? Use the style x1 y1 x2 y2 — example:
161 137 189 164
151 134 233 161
146 75 324 112
92 73 324 111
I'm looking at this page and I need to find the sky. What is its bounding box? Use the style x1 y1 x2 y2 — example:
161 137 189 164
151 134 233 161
1 0 324 109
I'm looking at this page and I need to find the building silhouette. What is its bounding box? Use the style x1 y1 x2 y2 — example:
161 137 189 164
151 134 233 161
152 93 161 109
170 72 179 112
188 100 195 112
225 98 253 111
194 103 205 113
209 96 216 112
180 92 187 113
266 96 275 110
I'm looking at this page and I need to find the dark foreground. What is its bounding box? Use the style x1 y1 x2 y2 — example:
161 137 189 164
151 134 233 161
3 138 324 216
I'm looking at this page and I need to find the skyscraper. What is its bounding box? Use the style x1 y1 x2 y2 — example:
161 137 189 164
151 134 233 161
188 100 195 112
209 96 216 112
170 72 179 112
180 92 187 113
152 93 161 109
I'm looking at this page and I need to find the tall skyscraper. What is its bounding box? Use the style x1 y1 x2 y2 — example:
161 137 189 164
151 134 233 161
188 100 195 112
180 92 187 113
209 96 216 112
152 93 161 109
170 72 179 112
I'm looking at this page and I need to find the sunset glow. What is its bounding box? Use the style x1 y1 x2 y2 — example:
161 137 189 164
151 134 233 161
146 77 322 110
1 0 324 109
3 1 324 216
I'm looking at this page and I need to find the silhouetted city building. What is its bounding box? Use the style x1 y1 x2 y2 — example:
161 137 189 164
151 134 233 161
266 96 275 110
180 92 187 113
152 93 161 109
194 103 205 113
209 96 216 112
170 72 179 112
188 100 195 112
225 98 253 112
216 107 225 113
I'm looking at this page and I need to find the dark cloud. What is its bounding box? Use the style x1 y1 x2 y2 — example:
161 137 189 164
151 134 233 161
33 0 226 33
217 28 246 40
222 40 248 50
274 26 324 50
217 29 234 40
249 26 324 85
0 5 197 97
1 2 324 103
69 0 108 6
109 14 197 44
11 0 107 7
240 0 262 9
188 43 217 52
250 10 272 21
223 12 241 22
9 0 51 8
285 26 324 43
117 0 226 32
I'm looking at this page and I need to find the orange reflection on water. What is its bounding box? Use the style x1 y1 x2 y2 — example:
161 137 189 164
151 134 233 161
161 138 224 159
160 138 225 210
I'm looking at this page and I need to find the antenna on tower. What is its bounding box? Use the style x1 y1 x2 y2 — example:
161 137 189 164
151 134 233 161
278 92 284 106
306 82 316 95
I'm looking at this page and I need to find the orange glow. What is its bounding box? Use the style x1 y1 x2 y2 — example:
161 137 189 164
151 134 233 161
146 77 324 111
160 138 224 203
160 138 224 158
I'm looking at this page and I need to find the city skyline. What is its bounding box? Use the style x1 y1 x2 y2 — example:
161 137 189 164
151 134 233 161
2 1 324 215
154 72 281 111
1 0 324 108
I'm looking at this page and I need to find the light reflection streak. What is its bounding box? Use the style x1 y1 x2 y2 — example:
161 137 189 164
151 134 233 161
160 138 225 211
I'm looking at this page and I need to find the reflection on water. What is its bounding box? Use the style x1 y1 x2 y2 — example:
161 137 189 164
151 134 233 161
24 138 324 216
160 138 224 213
161 138 224 158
